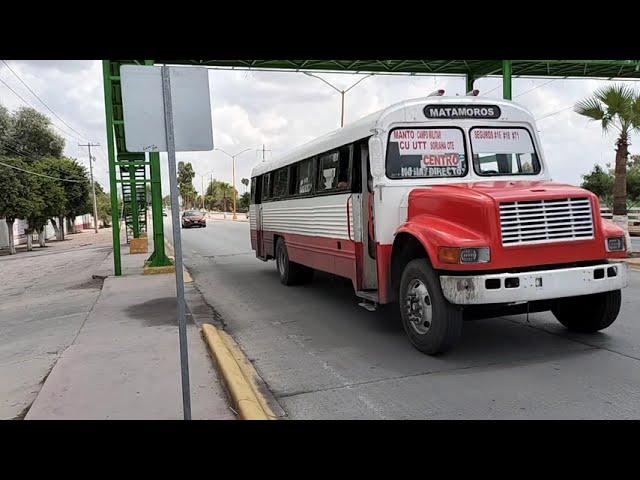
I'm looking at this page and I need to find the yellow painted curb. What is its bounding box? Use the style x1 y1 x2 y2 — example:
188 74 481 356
201 323 276 420
143 263 176 275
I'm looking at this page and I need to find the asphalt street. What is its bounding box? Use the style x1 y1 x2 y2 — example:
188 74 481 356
172 218 640 419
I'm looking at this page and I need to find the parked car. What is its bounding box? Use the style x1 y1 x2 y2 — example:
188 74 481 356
181 210 206 228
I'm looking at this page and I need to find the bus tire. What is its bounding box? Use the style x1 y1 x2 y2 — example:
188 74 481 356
552 290 621 333
399 259 463 355
275 237 313 286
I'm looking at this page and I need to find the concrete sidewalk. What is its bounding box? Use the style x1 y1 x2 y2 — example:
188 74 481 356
25 246 234 420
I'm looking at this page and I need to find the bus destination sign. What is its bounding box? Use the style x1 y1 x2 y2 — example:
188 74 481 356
423 104 501 120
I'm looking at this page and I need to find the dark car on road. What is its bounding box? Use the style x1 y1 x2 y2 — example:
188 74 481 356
181 210 206 228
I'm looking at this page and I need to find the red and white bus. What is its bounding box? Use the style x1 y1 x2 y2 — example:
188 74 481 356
249 92 629 354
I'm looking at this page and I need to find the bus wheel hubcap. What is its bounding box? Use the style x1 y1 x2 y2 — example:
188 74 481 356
405 279 432 335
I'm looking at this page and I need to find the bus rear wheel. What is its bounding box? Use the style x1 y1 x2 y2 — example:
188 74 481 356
552 290 621 333
399 259 463 355
275 238 314 286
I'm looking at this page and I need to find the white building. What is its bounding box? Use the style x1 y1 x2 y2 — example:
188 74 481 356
0 214 96 250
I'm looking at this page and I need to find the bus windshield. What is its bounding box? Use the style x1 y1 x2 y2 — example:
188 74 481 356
386 127 468 179
470 127 541 176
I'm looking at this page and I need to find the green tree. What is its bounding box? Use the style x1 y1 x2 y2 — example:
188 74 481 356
28 158 66 248
177 161 196 209
241 177 250 193
0 104 14 154
239 191 250 211
7 107 65 158
217 181 234 212
575 85 640 249
581 161 640 209
0 157 40 254
94 181 112 228
627 157 640 201
55 158 91 235
581 164 614 201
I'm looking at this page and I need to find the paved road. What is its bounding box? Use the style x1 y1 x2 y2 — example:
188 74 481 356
173 218 640 419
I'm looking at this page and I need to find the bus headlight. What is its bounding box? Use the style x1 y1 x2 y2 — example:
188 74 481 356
606 237 625 252
438 247 491 264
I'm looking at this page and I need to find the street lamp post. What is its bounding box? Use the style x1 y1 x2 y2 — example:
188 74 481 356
214 147 252 220
197 169 215 211
303 72 375 127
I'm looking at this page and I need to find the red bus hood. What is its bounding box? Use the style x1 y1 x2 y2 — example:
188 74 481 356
402 180 625 271
439 180 590 202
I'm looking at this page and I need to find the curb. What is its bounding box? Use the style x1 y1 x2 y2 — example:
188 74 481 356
201 323 280 420
163 238 192 282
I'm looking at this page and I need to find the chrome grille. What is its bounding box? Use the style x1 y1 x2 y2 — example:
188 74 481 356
500 197 594 246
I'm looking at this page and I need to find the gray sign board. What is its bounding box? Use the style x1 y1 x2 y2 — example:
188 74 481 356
120 65 213 152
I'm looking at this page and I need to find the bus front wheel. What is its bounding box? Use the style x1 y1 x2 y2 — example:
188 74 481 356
275 238 314 286
399 259 463 355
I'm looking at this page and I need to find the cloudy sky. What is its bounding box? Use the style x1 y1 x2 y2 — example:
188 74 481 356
2 60 638 198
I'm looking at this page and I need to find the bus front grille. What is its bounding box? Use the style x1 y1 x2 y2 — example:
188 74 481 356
499 197 594 246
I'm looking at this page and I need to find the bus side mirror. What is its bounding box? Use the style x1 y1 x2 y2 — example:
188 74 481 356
369 136 385 179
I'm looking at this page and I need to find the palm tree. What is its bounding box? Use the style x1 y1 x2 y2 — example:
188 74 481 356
575 84 640 251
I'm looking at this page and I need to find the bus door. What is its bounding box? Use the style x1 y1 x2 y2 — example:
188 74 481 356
254 175 266 260
353 141 378 291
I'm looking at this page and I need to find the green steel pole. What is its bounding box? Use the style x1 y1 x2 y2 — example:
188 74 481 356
144 59 173 267
102 60 122 276
502 60 512 100
129 163 140 238
148 151 172 266
465 73 475 93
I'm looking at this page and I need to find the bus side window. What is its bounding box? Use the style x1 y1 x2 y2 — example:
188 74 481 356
273 168 289 198
317 146 351 193
262 173 272 201
336 145 351 190
252 176 261 204
295 157 314 195
289 164 298 196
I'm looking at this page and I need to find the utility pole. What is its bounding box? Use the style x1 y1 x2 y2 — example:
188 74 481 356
257 144 272 162
79 142 101 233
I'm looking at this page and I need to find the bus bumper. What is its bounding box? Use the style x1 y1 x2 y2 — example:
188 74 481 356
439 262 629 305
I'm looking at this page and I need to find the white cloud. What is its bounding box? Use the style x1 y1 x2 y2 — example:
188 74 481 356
2 60 640 200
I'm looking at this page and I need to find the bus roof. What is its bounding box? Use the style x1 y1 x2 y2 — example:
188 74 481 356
250 96 535 178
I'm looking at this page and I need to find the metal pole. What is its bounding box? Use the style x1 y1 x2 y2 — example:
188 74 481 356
89 146 98 233
145 60 172 268
502 60 512 100
232 155 237 221
465 73 475 93
340 91 345 127
161 65 192 421
102 60 121 276
80 142 100 233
